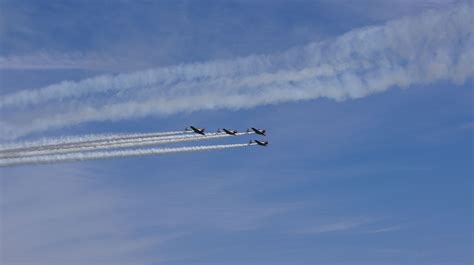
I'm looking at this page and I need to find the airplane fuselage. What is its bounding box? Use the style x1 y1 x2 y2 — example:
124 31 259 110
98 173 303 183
222 129 238 135
250 128 266 136
189 126 206 135
253 140 268 146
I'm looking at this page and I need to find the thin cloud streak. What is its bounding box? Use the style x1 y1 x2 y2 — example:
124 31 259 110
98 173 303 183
0 52 127 71
294 217 378 235
365 226 402 234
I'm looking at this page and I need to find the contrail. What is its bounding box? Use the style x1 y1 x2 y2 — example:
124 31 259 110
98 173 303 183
0 143 256 167
1 3 472 139
0 132 252 159
0 130 190 153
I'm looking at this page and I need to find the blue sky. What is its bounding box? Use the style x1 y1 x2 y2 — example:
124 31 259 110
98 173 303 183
0 1 472 265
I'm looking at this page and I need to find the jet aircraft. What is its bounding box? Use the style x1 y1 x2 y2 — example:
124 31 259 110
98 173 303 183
247 128 266 136
251 140 269 146
186 126 206 135
218 128 238 135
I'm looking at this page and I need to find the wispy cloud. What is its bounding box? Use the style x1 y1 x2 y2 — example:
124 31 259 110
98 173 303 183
0 166 161 264
293 217 378 235
0 165 292 264
0 52 120 71
0 51 156 72
1 3 472 139
365 225 402 234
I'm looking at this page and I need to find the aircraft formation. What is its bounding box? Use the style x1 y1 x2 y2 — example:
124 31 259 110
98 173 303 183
0 126 268 167
187 126 268 146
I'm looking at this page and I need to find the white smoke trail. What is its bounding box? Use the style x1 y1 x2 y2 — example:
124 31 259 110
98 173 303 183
0 132 251 158
0 130 189 152
1 3 472 139
0 143 256 167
